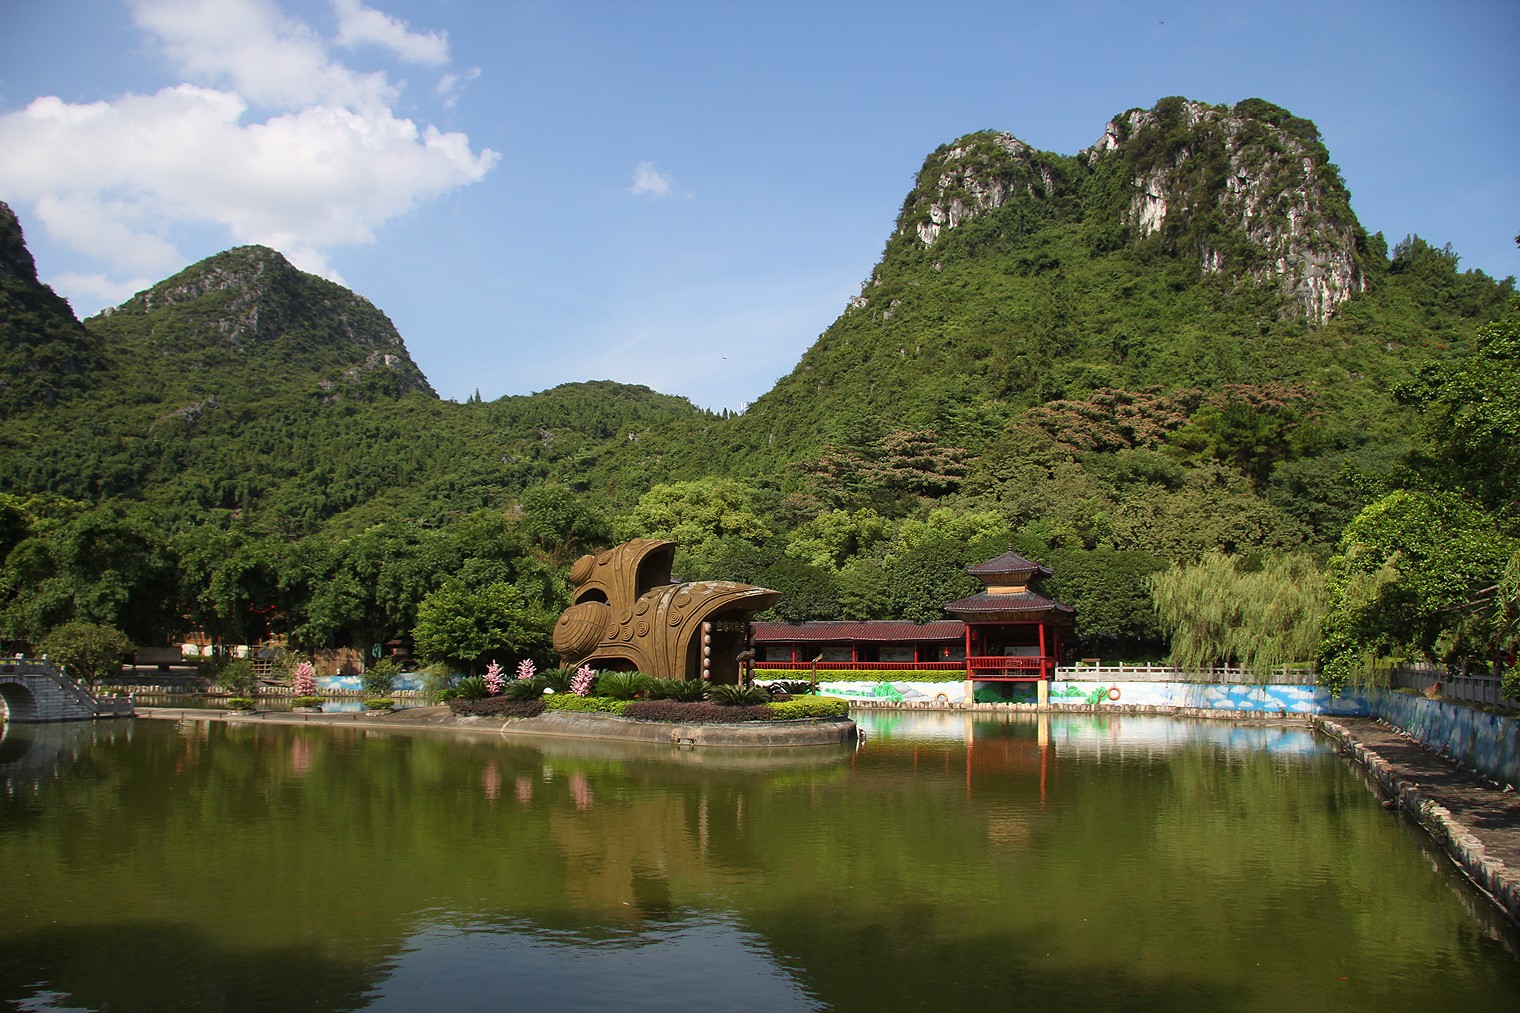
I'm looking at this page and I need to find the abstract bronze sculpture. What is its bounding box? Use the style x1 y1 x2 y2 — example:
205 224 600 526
552 538 780 684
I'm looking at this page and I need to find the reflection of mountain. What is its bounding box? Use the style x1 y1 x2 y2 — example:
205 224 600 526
4 716 1517 1009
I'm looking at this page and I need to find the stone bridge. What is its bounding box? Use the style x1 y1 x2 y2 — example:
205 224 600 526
0 659 135 723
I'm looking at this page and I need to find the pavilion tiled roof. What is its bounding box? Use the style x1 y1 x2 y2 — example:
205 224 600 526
752 620 965 643
943 590 1074 618
967 550 1052 579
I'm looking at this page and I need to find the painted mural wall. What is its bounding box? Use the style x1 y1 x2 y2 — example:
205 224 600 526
1369 691 1520 787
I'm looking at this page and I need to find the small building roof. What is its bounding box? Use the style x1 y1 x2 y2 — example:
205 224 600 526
967 550 1052 579
943 590 1074 621
752 620 965 644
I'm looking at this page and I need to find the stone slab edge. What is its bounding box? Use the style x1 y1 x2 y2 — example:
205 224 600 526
1316 717 1520 927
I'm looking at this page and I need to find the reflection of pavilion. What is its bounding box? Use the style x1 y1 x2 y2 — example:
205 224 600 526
866 712 1054 803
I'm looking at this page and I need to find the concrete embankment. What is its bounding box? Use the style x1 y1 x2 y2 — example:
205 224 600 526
134 705 857 748
1317 716 1520 927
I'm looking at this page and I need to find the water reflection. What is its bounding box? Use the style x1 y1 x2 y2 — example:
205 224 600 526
2 716 1517 1011
370 913 817 1012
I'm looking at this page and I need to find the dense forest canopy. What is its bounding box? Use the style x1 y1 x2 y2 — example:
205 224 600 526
1 96 1515 685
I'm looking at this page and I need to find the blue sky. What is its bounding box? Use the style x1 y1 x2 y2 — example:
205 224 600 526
1 0 1516 412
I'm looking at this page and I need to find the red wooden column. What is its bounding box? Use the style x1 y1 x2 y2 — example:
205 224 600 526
1038 623 1048 680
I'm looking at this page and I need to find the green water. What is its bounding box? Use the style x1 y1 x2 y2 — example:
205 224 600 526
1 713 1516 1011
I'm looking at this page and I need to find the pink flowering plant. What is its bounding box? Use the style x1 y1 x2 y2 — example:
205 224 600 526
483 660 505 696
291 660 322 709
516 659 536 681
571 665 596 697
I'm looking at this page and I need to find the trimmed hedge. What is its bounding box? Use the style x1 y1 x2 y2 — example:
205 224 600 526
544 695 627 715
766 697 850 720
447 698 546 718
623 700 772 722
814 670 966 684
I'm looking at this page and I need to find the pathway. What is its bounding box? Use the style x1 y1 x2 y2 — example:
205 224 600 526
1319 715 1520 927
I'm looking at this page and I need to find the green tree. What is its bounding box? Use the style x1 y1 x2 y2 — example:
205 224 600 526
1152 551 1327 678
515 483 613 565
616 478 772 572
412 579 555 674
1398 312 1520 521
39 622 134 687
1318 490 1514 690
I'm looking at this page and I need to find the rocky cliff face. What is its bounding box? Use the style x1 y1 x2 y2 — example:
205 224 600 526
96 245 436 398
891 98 1366 325
899 132 1068 247
1083 98 1365 324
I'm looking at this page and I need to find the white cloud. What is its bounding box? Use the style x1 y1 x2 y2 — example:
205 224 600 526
628 161 682 199
49 272 158 311
436 67 482 109
0 0 497 312
132 0 392 111
333 0 450 65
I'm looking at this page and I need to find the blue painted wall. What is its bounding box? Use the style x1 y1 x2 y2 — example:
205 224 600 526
1368 691 1520 787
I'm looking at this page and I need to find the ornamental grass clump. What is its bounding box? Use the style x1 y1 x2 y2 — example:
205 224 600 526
503 675 546 701
644 677 709 702
708 683 770 707
595 671 647 700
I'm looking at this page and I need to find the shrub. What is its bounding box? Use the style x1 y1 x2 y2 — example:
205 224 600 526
292 695 323 709
216 658 258 696
291 661 318 697
708 683 770 706
766 697 850 720
225 697 256 711
364 698 394 710
421 662 457 703
623 700 771 722
447 697 546 718
362 657 400 697
544 695 627 715
816 670 965 683
39 622 134 687
541 667 578 694
483 659 505 696
455 675 488 700
503 676 546 701
644 677 709 701
764 680 814 696
595 671 647 700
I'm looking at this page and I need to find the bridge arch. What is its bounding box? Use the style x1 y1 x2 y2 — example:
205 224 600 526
0 678 40 723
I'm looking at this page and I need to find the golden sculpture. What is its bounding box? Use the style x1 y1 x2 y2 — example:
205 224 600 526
552 538 780 684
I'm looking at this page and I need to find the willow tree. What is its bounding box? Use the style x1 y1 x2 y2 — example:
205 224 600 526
1150 551 1326 679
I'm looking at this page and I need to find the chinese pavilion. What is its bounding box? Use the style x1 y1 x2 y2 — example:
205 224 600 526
944 549 1074 681
753 549 1074 682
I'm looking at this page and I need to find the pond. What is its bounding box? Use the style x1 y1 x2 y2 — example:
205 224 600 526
1 712 1517 1010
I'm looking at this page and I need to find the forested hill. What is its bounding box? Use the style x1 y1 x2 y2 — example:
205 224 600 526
0 95 1514 665
0 200 100 415
0 219 710 536
725 97 1510 475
